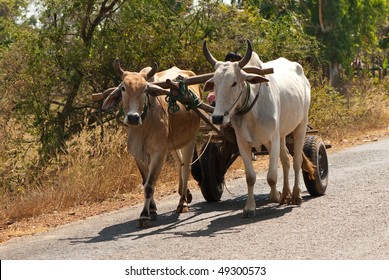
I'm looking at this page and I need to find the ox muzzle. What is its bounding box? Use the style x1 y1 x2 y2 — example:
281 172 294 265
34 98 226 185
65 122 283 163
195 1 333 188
126 113 142 126
212 115 224 125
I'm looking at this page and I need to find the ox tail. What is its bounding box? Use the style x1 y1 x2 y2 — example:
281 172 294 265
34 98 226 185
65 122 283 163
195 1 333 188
302 152 316 180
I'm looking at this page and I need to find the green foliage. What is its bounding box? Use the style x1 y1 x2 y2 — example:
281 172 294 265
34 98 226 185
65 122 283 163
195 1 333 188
257 15 320 63
303 0 389 68
245 0 389 77
0 0 28 50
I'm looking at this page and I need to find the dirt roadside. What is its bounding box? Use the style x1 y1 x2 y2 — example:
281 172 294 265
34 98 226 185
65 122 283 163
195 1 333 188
1 127 388 244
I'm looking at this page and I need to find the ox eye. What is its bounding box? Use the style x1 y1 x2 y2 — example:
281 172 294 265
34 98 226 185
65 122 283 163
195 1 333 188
231 81 237 87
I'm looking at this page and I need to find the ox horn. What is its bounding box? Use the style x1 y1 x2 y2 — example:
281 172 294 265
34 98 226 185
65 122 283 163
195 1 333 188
237 40 253 69
113 58 125 78
203 41 218 67
147 62 158 80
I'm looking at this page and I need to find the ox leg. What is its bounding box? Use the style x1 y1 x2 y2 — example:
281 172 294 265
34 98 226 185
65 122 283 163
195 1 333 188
280 137 292 204
172 142 195 214
172 149 193 205
137 154 166 228
265 138 282 204
291 123 306 205
237 139 257 217
135 160 148 185
135 160 157 220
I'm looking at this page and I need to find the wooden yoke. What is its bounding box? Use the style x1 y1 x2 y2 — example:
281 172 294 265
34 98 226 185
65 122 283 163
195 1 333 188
152 67 273 89
91 67 274 102
91 86 119 101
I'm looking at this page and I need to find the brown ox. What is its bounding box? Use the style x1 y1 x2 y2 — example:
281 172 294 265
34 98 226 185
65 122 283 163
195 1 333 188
102 59 201 227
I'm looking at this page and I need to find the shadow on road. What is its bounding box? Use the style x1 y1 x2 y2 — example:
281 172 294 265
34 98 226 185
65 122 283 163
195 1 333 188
68 193 300 245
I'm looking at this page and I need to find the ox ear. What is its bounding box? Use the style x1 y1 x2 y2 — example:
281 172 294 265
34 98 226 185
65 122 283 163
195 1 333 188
102 86 122 111
244 74 268 84
203 78 214 92
146 83 170 96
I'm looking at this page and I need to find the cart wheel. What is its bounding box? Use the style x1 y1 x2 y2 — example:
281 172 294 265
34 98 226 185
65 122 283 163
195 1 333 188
191 146 202 183
302 135 329 196
198 142 224 202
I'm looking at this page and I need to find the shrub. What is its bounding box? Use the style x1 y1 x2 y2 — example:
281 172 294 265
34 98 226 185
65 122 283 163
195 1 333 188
309 78 389 139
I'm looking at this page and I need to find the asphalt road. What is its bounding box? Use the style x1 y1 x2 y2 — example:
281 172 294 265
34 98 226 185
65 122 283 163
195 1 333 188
1 137 389 260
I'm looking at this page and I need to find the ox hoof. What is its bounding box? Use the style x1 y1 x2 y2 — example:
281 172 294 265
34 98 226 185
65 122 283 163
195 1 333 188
136 218 151 228
281 195 292 205
270 191 282 203
242 209 256 218
291 196 303 205
176 205 189 214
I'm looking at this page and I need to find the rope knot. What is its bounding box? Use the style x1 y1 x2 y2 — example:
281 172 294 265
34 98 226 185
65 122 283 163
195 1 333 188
166 75 201 114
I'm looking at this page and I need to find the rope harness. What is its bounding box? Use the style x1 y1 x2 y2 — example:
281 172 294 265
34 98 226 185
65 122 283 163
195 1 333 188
140 93 150 121
223 82 261 118
236 83 260 116
165 76 201 114
162 76 208 167
166 78 260 167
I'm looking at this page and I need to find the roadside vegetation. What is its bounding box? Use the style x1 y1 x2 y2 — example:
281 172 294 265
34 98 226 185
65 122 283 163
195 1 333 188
309 78 389 138
1 0 388 232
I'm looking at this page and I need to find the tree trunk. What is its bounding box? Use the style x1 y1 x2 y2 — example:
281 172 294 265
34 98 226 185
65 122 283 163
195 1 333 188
319 0 326 32
329 62 341 86
40 1 124 159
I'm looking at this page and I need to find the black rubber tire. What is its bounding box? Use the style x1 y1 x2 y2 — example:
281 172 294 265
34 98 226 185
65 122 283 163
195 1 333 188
198 142 224 202
190 146 203 183
302 135 329 196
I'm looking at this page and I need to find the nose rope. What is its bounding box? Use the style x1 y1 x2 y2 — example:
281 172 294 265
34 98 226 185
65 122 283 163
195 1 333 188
222 82 250 117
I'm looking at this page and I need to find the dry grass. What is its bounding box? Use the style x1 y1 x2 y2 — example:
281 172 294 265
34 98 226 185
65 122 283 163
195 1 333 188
0 124 185 228
310 77 389 140
2 128 140 221
1 77 389 241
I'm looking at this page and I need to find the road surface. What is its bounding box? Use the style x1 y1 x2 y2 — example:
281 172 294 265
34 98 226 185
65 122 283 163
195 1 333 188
1 137 389 259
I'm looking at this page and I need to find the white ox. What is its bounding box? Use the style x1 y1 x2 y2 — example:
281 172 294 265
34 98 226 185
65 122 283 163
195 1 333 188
102 60 201 227
203 40 314 217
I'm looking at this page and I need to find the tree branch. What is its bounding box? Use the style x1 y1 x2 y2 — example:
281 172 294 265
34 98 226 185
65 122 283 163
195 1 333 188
84 0 125 44
319 0 330 32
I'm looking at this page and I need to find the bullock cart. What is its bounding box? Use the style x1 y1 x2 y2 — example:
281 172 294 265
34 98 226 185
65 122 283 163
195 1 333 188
92 67 330 203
